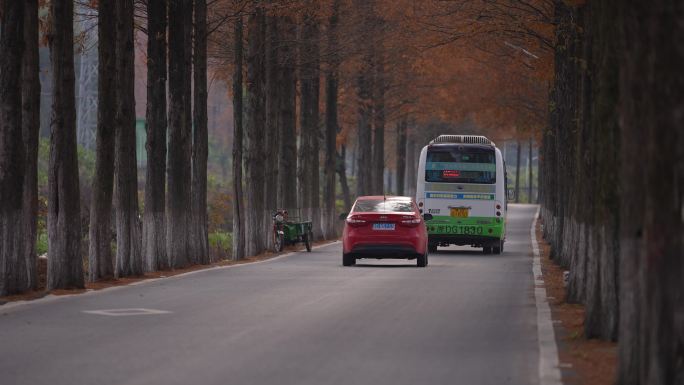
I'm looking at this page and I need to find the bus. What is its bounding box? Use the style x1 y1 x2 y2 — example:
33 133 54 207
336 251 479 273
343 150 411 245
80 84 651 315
416 135 507 254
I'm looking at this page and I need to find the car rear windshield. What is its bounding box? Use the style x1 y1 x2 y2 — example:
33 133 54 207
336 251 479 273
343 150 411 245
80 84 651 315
425 145 496 184
353 199 415 213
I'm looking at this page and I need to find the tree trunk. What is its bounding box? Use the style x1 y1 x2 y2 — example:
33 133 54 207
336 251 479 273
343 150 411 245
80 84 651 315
114 0 143 278
89 0 117 281
264 11 280 247
47 0 84 290
395 119 407 196
324 0 340 238
277 16 298 211
22 0 40 290
618 0 684 383
231 14 246 261
167 0 193 268
355 59 373 197
336 146 352 212
192 0 209 264
298 9 321 229
372 50 386 195
0 1 26 296
405 131 416 197
514 140 521 203
245 6 267 256
528 137 533 203
143 0 168 271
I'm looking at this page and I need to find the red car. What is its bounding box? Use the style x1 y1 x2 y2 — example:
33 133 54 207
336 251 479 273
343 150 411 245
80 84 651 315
341 196 431 267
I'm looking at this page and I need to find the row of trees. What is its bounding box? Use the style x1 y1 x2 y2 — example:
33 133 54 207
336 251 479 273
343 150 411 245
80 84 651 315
540 0 683 383
0 0 211 295
2 0 557 296
225 0 426 259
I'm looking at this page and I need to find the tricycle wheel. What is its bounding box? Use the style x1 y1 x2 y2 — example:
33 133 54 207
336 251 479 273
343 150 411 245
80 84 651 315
273 231 284 252
304 231 313 252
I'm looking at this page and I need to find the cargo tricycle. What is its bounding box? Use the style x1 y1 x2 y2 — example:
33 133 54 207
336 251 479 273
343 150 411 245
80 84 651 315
272 209 313 252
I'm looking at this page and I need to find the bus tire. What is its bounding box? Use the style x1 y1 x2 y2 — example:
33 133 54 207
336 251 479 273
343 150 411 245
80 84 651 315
493 240 503 254
483 246 492 254
428 243 438 253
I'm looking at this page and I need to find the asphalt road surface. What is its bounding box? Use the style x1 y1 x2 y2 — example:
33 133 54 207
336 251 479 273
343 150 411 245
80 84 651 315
0 204 540 385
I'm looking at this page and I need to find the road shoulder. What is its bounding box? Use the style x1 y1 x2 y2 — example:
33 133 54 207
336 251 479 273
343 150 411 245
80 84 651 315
536 215 617 385
0 240 340 309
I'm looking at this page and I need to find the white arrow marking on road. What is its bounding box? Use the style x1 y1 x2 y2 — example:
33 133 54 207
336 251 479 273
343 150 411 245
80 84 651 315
82 308 171 316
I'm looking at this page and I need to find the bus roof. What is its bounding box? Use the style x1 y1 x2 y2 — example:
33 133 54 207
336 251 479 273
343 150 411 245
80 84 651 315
429 135 495 146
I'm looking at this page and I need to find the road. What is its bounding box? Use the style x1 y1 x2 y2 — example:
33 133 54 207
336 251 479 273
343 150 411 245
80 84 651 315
0 204 540 385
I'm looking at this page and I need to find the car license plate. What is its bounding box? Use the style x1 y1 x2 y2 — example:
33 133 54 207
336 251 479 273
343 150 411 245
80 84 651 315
450 207 469 218
372 223 395 231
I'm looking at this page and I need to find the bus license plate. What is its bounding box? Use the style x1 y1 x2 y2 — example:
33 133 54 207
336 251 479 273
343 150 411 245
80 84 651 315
372 223 395 231
450 207 469 218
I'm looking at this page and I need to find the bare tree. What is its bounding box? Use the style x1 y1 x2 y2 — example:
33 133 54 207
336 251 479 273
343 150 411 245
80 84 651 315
192 0 210 264
0 1 26 295
167 0 193 268
323 0 341 237
264 8 280 251
232 13 246 260
143 0 168 271
371 48 386 195
244 5 267 256
89 0 117 281
298 6 320 230
395 118 407 195
277 15 298 211
22 0 40 290
114 0 143 277
47 0 85 290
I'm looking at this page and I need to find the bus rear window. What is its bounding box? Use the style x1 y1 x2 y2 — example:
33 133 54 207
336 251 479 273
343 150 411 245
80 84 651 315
425 146 496 184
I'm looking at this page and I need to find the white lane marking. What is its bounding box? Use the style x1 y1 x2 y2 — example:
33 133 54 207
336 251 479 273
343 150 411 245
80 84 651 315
83 308 171 316
531 206 563 385
0 241 342 312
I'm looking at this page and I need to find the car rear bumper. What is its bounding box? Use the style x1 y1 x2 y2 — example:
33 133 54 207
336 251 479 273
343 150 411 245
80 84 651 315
428 234 501 247
349 244 421 259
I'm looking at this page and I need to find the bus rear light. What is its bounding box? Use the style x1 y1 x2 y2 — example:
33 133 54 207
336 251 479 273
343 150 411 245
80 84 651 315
496 204 501 210
496 211 501 217
418 202 423 207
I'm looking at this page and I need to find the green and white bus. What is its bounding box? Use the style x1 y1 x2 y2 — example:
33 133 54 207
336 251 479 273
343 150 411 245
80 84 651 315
416 135 507 254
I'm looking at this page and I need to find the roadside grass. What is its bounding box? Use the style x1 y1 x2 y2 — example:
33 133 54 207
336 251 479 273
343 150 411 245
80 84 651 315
209 231 232 261
36 231 48 255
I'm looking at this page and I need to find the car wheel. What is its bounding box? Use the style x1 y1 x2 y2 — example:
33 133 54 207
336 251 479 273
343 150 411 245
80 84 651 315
483 246 492 254
343 253 355 266
417 253 427 267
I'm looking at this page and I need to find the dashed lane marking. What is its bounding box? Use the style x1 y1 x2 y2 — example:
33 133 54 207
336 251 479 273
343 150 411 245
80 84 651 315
82 308 171 316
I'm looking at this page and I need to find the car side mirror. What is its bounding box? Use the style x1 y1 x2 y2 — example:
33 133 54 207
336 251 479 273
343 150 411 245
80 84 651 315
338 212 348 220
507 188 516 202
423 213 433 221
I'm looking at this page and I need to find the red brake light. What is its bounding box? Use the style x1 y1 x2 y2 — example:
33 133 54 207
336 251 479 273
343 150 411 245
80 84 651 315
346 217 367 227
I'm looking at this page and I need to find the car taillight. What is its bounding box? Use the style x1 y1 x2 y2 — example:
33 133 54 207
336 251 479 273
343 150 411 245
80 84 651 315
346 217 367 227
400 218 421 227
